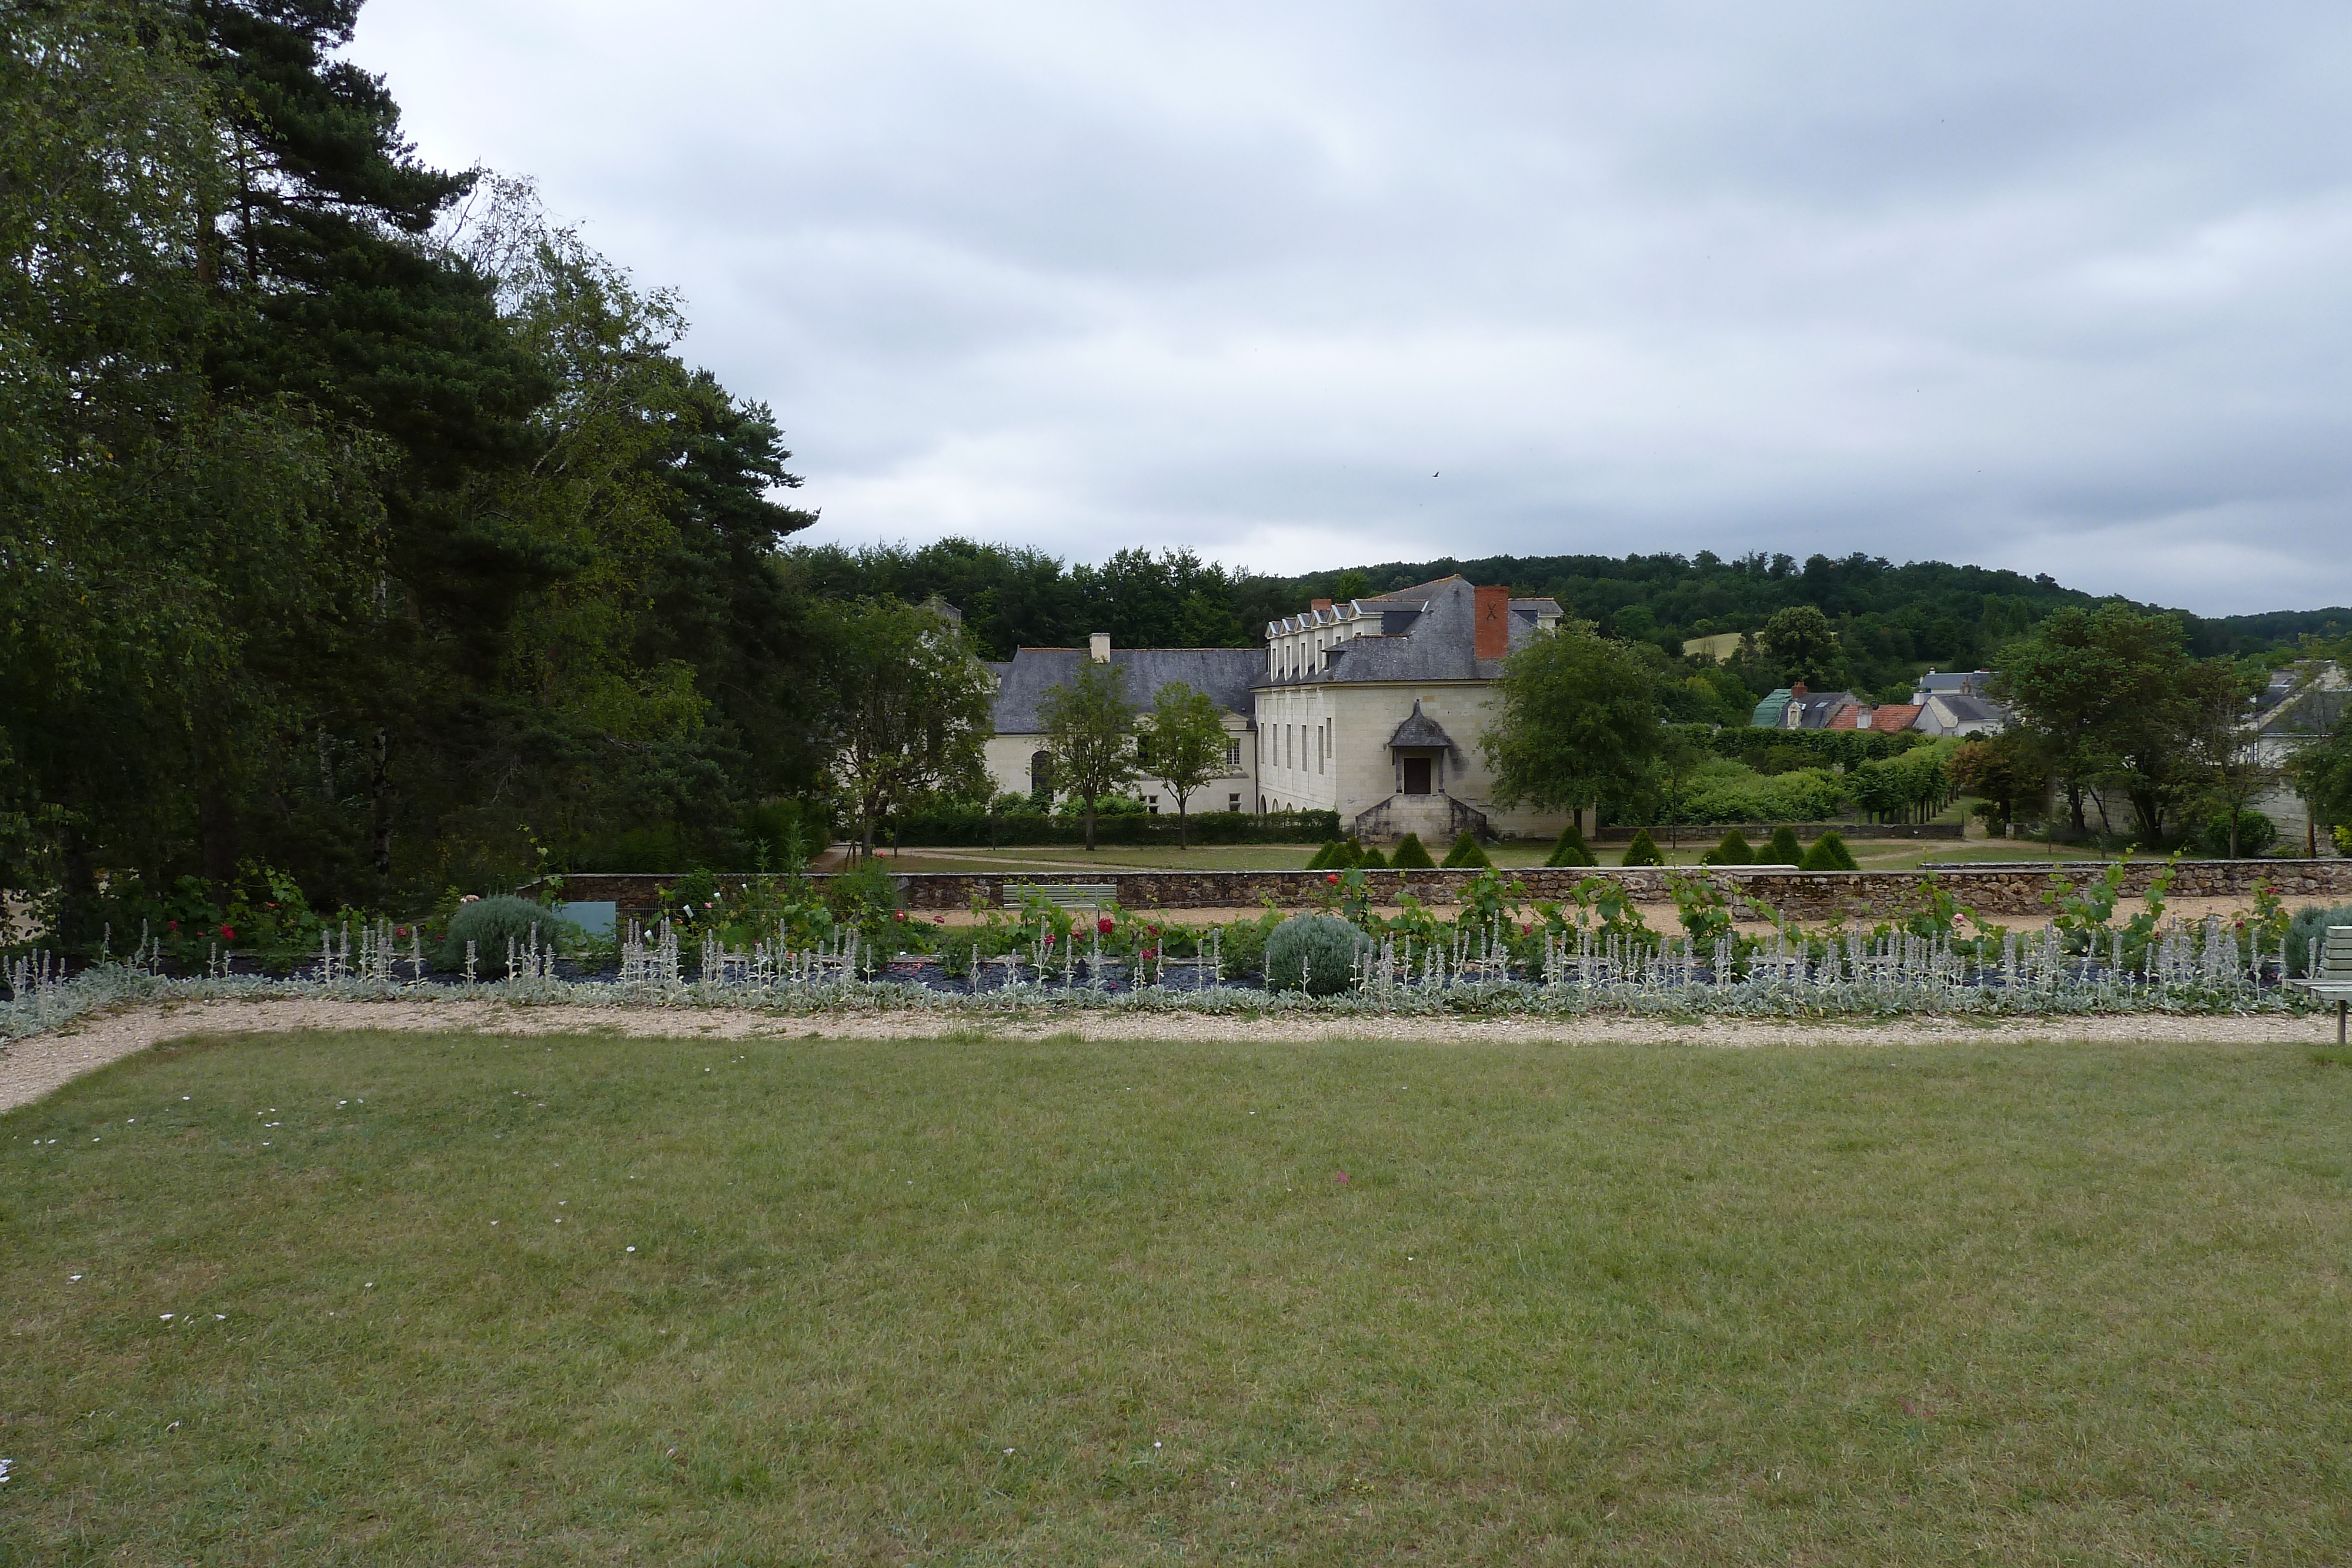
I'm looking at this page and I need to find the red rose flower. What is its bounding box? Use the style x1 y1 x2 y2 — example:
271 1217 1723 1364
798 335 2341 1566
1325 873 1340 885
395 926 409 938
219 925 235 941
166 920 179 932
1097 917 1114 935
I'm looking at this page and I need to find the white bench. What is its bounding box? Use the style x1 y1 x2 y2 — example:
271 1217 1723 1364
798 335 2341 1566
2290 925 2352 1045
1003 882 1116 912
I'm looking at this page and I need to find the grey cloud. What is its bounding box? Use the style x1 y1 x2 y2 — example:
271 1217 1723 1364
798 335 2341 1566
356 0 2352 610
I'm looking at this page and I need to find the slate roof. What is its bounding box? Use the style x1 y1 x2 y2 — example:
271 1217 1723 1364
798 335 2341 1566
1788 691 1859 730
1387 700 1455 750
1920 694 2009 731
989 646 1262 734
1258 576 1558 689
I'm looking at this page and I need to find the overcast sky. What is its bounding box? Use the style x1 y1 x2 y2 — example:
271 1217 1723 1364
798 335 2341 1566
352 0 2352 614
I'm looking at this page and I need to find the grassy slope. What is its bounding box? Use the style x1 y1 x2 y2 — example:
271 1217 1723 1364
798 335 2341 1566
4 1031 2348 1564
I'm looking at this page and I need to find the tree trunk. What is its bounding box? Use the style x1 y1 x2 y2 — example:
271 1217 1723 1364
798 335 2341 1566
369 727 395 878
2066 778 2086 834
1084 795 1097 852
1177 801 1188 849
199 780 239 907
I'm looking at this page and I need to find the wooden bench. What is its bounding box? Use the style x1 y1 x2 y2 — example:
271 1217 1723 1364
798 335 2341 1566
1002 882 1117 913
2290 925 2352 1044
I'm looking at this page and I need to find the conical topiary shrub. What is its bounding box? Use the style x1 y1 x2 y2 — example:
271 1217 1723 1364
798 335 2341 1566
1391 832 1436 868
1441 831 1493 868
1766 825 1803 865
1800 830 1859 871
1356 844 1388 868
1545 823 1597 867
1621 828 1665 867
1700 830 1754 866
1341 837 1367 867
1305 838 1345 870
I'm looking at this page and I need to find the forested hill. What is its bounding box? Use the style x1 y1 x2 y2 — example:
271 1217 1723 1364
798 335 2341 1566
794 540 2352 683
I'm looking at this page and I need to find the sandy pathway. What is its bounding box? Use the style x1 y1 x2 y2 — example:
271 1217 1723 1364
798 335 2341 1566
2 996 2340 1113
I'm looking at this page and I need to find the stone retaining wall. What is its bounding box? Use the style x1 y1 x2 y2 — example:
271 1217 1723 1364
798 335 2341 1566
540 860 2352 922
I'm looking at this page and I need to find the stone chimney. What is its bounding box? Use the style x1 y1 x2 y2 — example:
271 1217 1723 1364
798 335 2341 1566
1474 585 1510 660
1088 631 1111 663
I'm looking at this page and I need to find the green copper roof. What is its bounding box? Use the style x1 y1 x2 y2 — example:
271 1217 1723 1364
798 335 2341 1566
1751 688 1793 727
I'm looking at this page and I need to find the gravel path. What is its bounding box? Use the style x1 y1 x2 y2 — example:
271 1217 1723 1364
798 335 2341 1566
2 997 2338 1112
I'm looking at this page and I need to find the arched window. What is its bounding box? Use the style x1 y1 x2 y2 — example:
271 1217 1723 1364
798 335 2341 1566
1029 750 1054 797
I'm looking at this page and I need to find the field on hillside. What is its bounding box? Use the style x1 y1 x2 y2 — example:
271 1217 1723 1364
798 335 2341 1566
5 1030 2348 1564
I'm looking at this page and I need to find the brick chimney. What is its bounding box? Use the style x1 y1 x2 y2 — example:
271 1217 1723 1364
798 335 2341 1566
1790 680 1808 698
1310 597 1333 614
1089 631 1111 663
1474 585 1510 660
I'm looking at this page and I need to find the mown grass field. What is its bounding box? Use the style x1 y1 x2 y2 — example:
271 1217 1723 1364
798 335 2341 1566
4 1029 2348 1564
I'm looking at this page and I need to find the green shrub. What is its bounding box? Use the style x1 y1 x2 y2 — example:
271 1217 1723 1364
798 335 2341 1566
1305 839 1346 870
1800 831 1859 871
2285 904 2352 977
1263 913 1367 995
1356 845 1388 868
1700 830 1753 866
1621 828 1665 867
2197 810 2279 858
1545 824 1596 867
436 895 570 973
1391 833 1436 868
1766 825 1804 865
1441 831 1493 869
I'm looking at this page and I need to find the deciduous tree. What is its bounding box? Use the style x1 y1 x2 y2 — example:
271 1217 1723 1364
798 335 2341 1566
1139 684 1228 848
1480 622 1665 820
1041 662 1139 851
818 601 993 853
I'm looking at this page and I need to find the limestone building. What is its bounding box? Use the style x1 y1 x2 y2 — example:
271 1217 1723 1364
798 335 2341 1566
982 576 1576 843
982 634 1261 818
1252 576 1572 843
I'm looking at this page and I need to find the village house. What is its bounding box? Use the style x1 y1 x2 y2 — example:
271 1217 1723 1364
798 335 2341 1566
2247 660 2350 852
981 636 1261 817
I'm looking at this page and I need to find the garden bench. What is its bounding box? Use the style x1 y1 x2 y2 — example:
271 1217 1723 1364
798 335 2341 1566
1003 882 1116 912
2289 925 2352 1045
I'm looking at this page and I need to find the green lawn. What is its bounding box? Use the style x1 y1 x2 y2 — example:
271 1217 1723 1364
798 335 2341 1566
6 1030 2349 1564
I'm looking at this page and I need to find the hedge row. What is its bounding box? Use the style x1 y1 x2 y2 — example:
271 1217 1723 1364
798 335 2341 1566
883 809 1342 847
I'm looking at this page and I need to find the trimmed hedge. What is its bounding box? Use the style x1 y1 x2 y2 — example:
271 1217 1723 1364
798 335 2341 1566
885 808 1339 848
1545 824 1597 867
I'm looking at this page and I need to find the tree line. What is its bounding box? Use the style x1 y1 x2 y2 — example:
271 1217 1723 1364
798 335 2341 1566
0 0 988 945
